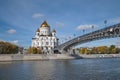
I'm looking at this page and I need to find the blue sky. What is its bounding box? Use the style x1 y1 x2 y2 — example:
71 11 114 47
0 0 120 48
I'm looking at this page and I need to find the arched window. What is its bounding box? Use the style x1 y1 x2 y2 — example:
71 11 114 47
46 42 49 45
41 42 43 45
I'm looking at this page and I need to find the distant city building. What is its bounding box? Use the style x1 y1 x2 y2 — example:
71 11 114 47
32 20 59 54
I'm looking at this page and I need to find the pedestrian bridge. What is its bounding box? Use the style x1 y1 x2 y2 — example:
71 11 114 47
55 23 120 53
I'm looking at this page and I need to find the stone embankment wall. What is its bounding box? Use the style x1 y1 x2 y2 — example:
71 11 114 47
0 54 76 61
79 54 120 58
0 54 12 61
0 54 120 61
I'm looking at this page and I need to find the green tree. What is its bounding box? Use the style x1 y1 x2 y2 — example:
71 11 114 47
0 41 18 54
115 48 120 54
109 45 116 54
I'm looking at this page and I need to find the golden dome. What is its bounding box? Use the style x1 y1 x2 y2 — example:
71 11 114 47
52 29 56 33
40 20 50 28
36 28 40 32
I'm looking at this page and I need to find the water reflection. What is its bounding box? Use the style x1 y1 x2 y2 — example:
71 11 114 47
0 58 120 80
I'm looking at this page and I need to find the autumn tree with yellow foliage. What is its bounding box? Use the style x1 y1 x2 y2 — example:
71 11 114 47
0 41 19 54
79 45 120 54
27 47 42 54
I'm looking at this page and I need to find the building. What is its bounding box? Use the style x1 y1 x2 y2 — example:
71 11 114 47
32 20 59 54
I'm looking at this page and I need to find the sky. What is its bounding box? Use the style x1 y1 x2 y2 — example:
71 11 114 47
0 0 120 48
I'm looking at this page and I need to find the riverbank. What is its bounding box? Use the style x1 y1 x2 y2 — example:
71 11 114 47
0 54 77 61
0 54 120 61
79 54 120 58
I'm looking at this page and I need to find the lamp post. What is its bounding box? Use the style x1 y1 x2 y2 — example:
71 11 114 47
74 34 76 38
91 25 94 32
104 20 107 27
83 29 85 34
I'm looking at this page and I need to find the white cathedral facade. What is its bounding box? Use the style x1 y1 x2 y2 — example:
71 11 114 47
32 20 59 54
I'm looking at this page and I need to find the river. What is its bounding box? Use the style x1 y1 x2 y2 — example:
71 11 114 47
0 58 120 80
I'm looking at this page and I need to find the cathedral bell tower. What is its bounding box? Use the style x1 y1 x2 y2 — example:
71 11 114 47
35 28 40 38
52 29 56 37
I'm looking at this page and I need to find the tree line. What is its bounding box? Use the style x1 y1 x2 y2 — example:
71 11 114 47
79 45 120 54
0 41 19 54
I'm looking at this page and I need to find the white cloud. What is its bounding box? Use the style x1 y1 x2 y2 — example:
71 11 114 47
7 29 17 34
56 22 65 27
76 24 98 31
32 13 44 18
11 40 19 45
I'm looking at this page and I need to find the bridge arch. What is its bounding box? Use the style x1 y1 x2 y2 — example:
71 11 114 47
56 23 120 53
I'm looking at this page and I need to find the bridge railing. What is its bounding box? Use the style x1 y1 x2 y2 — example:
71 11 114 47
57 23 120 51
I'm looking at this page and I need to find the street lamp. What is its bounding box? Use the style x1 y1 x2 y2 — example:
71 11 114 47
74 34 76 37
91 25 94 32
83 29 85 34
104 20 107 27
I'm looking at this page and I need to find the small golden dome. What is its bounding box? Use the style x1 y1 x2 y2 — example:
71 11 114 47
52 29 56 33
36 28 40 32
40 20 50 28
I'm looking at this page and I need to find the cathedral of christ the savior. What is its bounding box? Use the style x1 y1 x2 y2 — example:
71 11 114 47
32 20 59 54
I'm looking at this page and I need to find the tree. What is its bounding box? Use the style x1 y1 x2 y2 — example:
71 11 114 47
115 48 120 54
0 41 18 54
79 48 89 54
109 45 116 54
37 48 42 54
96 46 108 54
91 47 97 54
27 47 42 54
79 45 120 54
79 48 85 54
110 45 115 49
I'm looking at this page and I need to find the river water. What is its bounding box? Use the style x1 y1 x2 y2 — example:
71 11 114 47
0 58 120 80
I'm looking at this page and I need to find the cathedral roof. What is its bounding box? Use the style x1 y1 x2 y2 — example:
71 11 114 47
40 20 50 28
36 28 40 32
